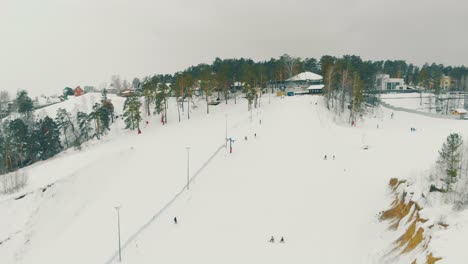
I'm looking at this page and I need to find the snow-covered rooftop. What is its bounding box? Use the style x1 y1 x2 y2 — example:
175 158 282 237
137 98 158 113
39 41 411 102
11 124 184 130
286 71 323 82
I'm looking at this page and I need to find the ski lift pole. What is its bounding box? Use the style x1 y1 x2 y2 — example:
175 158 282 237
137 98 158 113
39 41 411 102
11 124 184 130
227 138 235 153
114 206 122 262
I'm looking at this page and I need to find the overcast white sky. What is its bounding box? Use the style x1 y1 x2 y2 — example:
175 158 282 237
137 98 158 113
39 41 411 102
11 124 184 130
1 0 467 96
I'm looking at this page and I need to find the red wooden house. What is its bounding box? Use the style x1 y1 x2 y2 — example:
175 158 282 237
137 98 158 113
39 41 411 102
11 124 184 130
74 86 84 96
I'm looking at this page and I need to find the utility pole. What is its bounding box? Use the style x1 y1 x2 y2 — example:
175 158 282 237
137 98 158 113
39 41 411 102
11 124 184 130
114 206 122 262
186 147 190 190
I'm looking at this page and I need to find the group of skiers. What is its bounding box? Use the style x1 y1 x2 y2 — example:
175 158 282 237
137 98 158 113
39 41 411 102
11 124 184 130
323 155 335 160
137 114 168 135
269 236 285 243
245 133 258 141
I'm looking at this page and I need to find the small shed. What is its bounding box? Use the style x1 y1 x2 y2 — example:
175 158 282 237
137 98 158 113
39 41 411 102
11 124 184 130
452 108 467 115
120 89 135 97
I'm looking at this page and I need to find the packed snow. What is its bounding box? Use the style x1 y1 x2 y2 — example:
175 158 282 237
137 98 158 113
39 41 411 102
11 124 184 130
1 93 468 263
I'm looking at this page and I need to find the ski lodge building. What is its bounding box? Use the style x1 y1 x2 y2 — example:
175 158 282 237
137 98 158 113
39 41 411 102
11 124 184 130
285 72 324 95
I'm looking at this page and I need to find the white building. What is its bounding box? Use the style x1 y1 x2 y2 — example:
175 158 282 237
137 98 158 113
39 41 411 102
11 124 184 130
285 71 323 93
376 74 407 90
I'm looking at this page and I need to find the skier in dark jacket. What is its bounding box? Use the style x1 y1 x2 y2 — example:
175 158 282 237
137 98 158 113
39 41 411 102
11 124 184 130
269 236 275 243
174 217 178 224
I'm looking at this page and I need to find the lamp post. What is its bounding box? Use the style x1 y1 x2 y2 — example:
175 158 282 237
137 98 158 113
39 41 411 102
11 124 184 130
114 206 122 262
186 147 190 190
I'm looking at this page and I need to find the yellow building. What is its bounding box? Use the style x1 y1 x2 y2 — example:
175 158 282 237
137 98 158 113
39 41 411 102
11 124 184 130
440 75 452 90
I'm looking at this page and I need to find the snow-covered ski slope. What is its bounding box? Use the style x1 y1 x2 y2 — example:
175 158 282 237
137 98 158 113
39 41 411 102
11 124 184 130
1 94 468 263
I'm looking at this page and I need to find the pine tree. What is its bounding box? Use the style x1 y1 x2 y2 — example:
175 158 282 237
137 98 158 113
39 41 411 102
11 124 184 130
438 133 463 191
155 83 169 122
34 117 63 160
351 72 364 122
5 118 30 169
56 108 76 148
101 88 108 100
200 79 213 114
0 132 6 173
16 90 34 120
243 84 255 111
99 106 111 132
142 79 156 116
123 96 142 130
91 103 103 139
77 111 93 143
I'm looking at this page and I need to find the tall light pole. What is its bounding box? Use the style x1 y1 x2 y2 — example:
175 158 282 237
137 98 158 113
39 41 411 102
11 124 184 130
186 147 190 190
225 114 228 148
114 206 122 262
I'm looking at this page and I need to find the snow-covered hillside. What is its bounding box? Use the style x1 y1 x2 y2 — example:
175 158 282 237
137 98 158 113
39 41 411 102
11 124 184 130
34 93 126 120
1 94 468 263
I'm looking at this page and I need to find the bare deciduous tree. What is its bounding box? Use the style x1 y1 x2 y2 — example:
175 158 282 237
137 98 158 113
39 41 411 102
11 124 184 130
281 54 299 79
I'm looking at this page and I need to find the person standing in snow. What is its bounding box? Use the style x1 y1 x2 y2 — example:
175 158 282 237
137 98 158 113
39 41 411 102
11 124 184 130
174 217 178 224
269 236 275 243
280 237 285 243
324 155 327 160
254 133 257 138
138 128 142 134
333 155 335 160
391 112 394 119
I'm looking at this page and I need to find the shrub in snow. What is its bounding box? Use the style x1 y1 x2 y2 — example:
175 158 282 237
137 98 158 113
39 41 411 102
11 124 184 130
0 170 28 194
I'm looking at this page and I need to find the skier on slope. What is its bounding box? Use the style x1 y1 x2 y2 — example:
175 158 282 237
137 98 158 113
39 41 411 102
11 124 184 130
269 236 275 243
174 217 178 224
324 155 327 160
138 128 142 134
280 237 285 243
